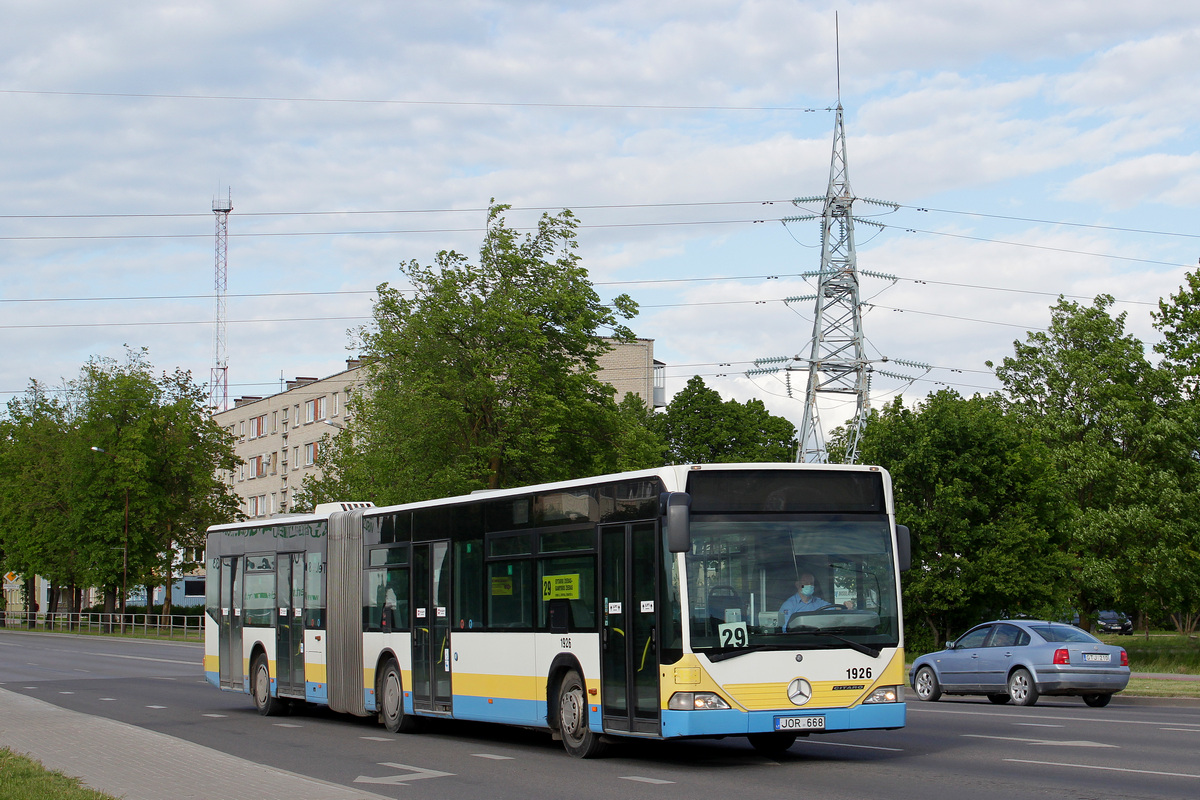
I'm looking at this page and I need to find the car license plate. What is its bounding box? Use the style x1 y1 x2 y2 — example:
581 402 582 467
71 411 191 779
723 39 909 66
775 715 825 731
1084 653 1111 662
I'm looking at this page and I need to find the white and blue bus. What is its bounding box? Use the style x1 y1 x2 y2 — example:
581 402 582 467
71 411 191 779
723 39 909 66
204 463 910 757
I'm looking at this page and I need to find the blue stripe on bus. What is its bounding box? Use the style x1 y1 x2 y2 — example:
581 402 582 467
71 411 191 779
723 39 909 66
452 695 543 726
661 702 906 737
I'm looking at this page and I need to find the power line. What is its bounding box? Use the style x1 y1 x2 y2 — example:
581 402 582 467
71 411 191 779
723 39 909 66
0 87 834 113
900 204 1200 241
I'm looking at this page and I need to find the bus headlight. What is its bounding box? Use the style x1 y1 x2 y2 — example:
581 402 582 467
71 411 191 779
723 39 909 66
668 692 732 710
862 685 903 704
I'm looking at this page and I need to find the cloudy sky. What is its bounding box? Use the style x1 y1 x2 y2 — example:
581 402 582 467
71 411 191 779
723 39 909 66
3 1 1198 440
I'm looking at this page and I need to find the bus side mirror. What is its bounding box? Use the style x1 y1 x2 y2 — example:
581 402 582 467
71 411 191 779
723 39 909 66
896 524 912 572
660 492 691 553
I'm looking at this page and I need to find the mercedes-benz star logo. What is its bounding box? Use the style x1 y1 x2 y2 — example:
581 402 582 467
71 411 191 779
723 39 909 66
787 678 813 706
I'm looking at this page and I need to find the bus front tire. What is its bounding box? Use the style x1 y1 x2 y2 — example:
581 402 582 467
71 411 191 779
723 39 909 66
557 669 606 758
252 654 286 716
378 660 420 733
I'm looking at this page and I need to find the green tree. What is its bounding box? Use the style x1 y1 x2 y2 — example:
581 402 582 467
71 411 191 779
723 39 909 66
0 382 89 614
991 295 1197 632
301 204 640 506
654 376 796 463
855 391 1068 650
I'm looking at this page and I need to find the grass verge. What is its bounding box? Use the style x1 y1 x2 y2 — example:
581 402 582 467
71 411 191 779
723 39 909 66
0 749 115 800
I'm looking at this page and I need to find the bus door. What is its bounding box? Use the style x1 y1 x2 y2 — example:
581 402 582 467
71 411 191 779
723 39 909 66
275 552 305 697
219 555 243 689
411 540 453 714
600 521 660 735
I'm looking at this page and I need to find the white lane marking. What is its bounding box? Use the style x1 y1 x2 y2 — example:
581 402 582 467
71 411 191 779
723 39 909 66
1161 727 1200 732
1006 758 1200 779
964 734 1116 748
146 705 167 709
100 698 116 701
355 763 454 785
273 723 302 728
22 686 37 689
472 754 514 760
360 736 392 742
798 739 903 752
911 705 1200 730
59 691 74 695
621 777 675 785
203 714 227 718
1014 723 1063 728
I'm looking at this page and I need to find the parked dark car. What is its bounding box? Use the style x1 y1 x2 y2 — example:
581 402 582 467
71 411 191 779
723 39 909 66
1096 610 1133 635
910 619 1129 707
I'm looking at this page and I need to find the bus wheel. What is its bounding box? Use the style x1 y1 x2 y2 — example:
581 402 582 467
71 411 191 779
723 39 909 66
252 654 285 716
557 670 606 758
748 732 797 758
378 660 420 733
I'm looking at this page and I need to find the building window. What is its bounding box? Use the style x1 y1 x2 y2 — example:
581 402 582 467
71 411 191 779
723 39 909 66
304 441 319 466
293 404 301 427
293 446 300 469
271 411 278 433
249 455 266 479
248 494 267 517
305 396 326 424
249 414 267 439
332 392 339 417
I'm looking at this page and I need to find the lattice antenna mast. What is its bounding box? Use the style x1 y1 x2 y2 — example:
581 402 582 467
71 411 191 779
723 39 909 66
210 189 232 413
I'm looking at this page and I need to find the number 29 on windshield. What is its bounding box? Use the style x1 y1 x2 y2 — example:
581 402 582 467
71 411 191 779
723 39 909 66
719 622 748 648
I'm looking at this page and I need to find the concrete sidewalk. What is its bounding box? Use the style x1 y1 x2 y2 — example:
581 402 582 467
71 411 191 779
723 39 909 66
0 688 391 800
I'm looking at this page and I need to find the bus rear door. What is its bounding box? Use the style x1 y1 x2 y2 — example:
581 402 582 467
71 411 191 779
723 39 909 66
219 555 243 690
275 552 305 698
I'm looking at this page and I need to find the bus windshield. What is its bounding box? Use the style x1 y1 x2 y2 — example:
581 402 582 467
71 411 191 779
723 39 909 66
684 516 899 656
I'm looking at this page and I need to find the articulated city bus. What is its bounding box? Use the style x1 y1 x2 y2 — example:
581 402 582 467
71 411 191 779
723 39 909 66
204 462 910 757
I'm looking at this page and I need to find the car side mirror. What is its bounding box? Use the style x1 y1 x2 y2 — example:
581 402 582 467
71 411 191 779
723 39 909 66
945 640 956 650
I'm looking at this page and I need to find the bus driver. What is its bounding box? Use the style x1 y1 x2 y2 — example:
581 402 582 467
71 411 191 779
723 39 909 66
779 573 827 621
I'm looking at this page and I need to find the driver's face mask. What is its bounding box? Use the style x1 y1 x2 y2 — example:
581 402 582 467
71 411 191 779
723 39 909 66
800 584 815 597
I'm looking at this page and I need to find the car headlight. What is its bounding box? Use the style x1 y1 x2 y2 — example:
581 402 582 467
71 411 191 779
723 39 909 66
668 691 732 710
863 685 903 704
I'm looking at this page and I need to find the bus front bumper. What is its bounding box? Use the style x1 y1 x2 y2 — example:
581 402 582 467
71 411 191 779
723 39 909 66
660 701 906 738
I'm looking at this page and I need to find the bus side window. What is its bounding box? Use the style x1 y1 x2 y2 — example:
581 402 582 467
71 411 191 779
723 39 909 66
538 555 596 631
488 560 532 629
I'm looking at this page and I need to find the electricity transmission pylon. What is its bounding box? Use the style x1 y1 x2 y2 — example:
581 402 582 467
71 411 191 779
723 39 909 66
209 189 232 413
748 103 906 464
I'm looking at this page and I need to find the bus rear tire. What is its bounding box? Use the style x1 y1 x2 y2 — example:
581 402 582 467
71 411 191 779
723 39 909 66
557 669 606 758
378 660 420 733
252 653 286 716
748 732 797 758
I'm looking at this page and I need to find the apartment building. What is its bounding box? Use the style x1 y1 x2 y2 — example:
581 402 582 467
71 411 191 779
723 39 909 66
214 340 664 520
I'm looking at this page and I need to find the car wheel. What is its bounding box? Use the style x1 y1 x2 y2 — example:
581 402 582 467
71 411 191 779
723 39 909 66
1082 693 1112 708
748 732 798 758
913 666 942 702
986 693 1010 705
557 669 606 758
252 653 286 716
1007 668 1039 707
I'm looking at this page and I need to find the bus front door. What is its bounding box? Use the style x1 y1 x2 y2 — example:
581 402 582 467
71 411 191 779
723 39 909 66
275 552 305 698
219 555 243 690
600 522 660 735
411 540 452 714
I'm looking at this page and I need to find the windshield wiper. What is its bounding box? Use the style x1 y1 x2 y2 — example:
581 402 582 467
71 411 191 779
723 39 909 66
789 625 882 658
705 645 775 662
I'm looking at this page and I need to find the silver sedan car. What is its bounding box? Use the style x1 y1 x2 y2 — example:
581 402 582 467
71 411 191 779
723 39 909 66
910 619 1130 707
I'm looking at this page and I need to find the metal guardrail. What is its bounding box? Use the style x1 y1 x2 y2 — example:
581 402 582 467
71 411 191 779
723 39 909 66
0 611 203 640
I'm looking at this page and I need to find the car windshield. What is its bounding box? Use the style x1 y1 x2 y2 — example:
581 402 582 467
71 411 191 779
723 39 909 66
682 515 899 655
1030 624 1101 644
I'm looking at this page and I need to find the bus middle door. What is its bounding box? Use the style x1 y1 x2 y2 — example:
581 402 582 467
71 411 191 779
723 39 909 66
600 521 660 735
219 555 243 690
275 552 305 698
412 540 452 714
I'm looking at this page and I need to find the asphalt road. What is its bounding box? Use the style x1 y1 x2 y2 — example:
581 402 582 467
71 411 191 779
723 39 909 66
2 630 1198 799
